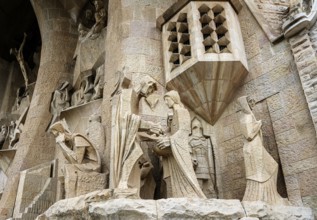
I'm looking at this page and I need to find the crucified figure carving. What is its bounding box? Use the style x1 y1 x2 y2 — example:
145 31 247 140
10 33 29 88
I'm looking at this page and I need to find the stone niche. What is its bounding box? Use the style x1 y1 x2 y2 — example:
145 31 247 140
162 1 248 125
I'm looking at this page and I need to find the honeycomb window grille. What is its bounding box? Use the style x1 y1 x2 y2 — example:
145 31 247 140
199 4 231 53
167 13 191 71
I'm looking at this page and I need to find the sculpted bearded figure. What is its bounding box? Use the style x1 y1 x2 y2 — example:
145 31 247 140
155 90 206 198
238 96 288 205
110 75 162 194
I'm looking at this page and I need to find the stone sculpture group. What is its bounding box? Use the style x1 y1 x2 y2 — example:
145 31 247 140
47 75 286 204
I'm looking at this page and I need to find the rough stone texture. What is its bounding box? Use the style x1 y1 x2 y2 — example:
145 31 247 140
89 199 157 220
0 0 78 218
157 198 245 219
13 160 58 219
37 194 313 220
0 0 317 218
101 0 178 182
244 0 289 42
213 1 317 214
289 30 317 137
242 201 314 220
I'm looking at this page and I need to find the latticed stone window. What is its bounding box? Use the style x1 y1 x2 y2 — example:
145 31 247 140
199 4 230 53
161 1 249 125
166 12 191 71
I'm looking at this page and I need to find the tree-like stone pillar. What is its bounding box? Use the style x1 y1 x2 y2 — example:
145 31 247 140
0 0 77 218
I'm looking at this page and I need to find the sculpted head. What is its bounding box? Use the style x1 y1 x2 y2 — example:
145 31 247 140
49 119 71 137
191 117 203 136
0 125 7 134
237 96 255 114
94 0 103 10
138 76 157 97
164 90 183 108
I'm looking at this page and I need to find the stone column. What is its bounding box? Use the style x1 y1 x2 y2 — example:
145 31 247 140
288 30 317 136
282 9 317 214
0 0 77 218
101 0 177 183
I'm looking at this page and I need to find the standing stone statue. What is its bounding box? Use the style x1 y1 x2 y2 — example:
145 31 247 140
237 96 288 205
78 9 95 39
110 74 162 195
189 117 217 198
10 33 29 88
11 86 30 114
92 0 107 35
49 120 105 198
82 0 107 40
71 76 94 106
0 125 8 149
50 81 71 127
92 65 104 100
155 90 206 198
8 121 23 149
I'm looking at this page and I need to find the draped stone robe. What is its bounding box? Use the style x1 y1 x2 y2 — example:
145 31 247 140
162 106 206 198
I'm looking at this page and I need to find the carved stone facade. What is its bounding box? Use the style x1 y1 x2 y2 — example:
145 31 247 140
0 0 316 219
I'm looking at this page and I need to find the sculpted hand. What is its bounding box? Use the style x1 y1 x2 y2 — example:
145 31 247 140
192 159 198 170
56 133 65 143
149 123 164 136
157 136 170 149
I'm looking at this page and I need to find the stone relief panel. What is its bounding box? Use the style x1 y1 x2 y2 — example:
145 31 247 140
13 160 58 219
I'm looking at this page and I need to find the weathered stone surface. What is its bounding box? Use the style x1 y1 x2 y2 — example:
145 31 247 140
38 196 315 220
242 201 314 220
157 198 245 219
38 196 246 220
89 199 157 220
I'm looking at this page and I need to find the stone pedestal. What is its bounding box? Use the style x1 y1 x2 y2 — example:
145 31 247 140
37 191 314 220
64 165 106 198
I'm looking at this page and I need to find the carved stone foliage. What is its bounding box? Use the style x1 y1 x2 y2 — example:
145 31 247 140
162 1 248 125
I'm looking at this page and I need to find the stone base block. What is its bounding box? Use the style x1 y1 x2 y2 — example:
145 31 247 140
64 165 106 198
242 201 314 220
37 190 314 220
